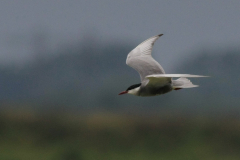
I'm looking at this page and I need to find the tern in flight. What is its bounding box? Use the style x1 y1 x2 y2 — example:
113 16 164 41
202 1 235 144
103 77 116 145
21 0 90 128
119 34 207 96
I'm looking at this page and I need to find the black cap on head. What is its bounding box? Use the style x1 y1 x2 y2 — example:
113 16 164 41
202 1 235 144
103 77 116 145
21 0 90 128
126 83 141 91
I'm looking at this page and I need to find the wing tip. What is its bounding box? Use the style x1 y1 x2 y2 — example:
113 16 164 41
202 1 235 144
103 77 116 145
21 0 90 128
195 75 210 77
158 34 163 37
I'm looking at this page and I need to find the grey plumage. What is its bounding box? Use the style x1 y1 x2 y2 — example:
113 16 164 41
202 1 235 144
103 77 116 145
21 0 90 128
119 34 208 97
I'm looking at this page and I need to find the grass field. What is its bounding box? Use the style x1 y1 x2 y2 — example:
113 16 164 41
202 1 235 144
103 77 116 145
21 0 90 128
1 109 240 160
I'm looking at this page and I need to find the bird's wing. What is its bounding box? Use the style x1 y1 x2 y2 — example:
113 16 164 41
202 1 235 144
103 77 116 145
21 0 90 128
146 74 208 78
126 34 165 82
146 74 208 88
145 76 172 88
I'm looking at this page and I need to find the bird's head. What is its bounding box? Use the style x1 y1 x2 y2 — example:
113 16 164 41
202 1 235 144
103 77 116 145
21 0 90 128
118 83 141 95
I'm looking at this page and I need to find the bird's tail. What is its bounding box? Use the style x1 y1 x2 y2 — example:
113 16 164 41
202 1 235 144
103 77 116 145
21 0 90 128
172 77 198 90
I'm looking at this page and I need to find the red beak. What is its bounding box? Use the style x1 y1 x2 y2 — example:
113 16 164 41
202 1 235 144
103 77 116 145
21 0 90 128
118 91 128 95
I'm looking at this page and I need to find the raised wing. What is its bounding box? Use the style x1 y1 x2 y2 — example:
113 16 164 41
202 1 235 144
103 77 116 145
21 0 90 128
126 34 165 82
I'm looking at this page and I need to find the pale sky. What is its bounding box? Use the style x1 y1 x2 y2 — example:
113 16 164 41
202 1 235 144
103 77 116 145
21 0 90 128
0 0 240 70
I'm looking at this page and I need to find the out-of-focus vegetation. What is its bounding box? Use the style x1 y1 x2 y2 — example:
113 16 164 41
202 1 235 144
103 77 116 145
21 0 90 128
0 35 239 112
1 109 240 160
0 35 240 159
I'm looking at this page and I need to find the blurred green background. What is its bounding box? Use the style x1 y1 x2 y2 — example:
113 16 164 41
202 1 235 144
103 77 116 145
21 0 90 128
1 1 240 160
1 110 240 160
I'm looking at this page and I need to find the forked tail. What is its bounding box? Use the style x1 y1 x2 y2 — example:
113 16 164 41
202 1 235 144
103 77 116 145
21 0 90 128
172 77 198 90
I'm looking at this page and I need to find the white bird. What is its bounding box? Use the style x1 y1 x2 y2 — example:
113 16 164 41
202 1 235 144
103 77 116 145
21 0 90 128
119 34 207 96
